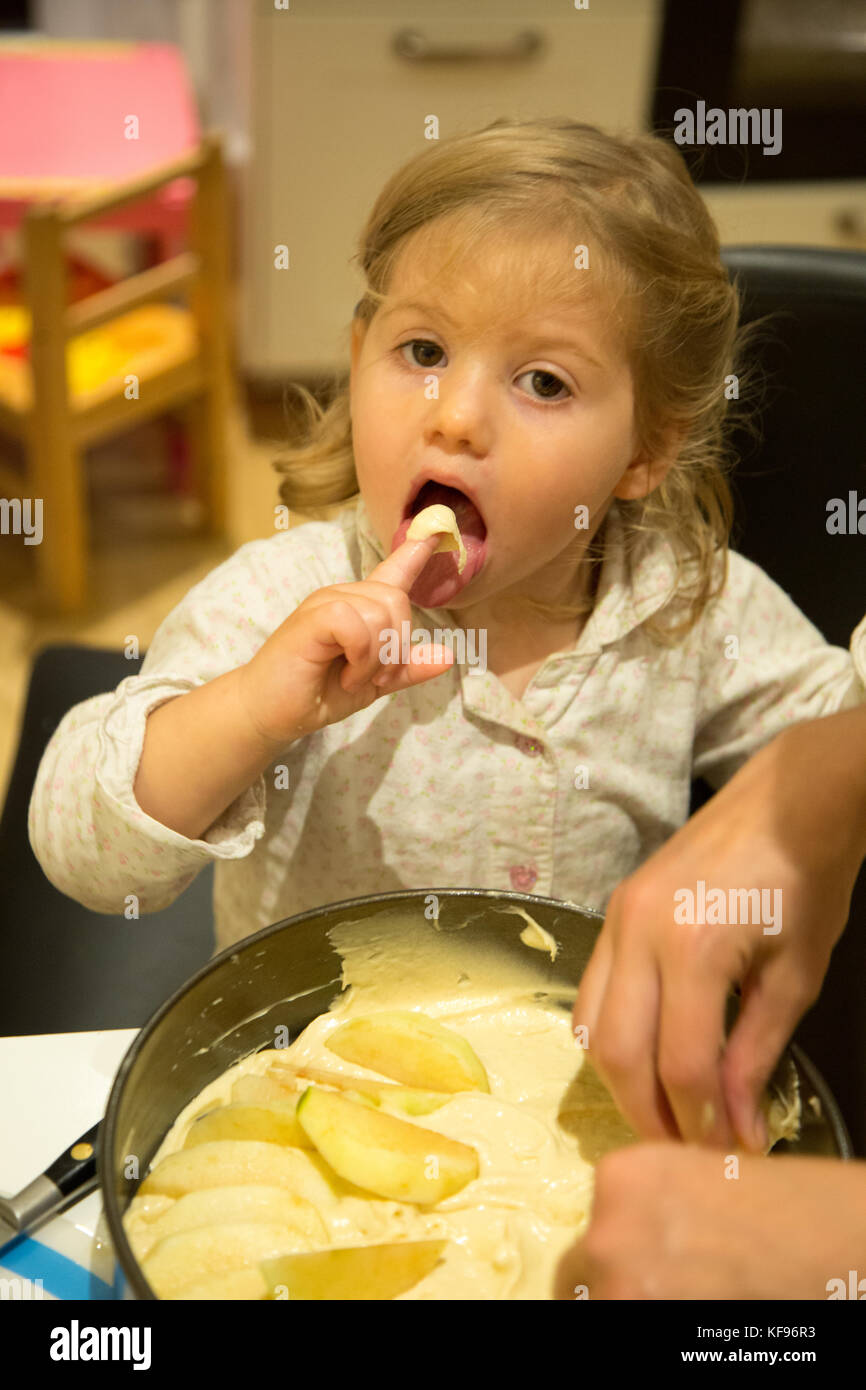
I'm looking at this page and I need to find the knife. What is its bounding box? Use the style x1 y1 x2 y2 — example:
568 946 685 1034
0 1120 101 1254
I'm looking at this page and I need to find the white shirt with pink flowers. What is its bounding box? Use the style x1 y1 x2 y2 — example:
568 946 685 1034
28 497 866 956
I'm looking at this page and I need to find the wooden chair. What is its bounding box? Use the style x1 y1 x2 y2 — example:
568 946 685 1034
0 133 233 612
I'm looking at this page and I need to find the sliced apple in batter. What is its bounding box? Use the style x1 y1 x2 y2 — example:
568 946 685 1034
268 1061 450 1115
132 1193 175 1224
139 1184 327 1256
142 1222 312 1299
175 1267 269 1300
295 1086 478 1203
260 1240 447 1300
231 1072 301 1105
182 1100 312 1150
139 1140 346 1200
375 1088 451 1117
325 1011 489 1093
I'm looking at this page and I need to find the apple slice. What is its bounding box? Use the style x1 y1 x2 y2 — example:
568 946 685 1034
376 1090 450 1117
142 1184 327 1252
132 1193 175 1223
175 1267 269 1300
407 503 466 571
183 1101 312 1150
141 1222 311 1299
139 1140 344 1199
260 1240 447 1300
269 1062 450 1115
232 1072 300 1105
325 1011 489 1093
295 1086 478 1204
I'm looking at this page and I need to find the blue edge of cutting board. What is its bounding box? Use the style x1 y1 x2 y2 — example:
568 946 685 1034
1 1231 116 1299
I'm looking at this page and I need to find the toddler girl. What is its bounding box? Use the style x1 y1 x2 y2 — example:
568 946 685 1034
29 118 865 971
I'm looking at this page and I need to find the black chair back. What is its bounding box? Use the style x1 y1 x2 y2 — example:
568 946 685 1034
701 247 866 1153
0 646 214 1035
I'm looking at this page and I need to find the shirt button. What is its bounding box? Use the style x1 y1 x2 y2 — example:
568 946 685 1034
515 734 542 756
509 865 538 892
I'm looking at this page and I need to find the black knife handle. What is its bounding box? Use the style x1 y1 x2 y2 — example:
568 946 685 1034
43 1121 101 1197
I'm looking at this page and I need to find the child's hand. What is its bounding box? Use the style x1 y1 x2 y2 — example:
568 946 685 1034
572 710 866 1152
236 533 454 746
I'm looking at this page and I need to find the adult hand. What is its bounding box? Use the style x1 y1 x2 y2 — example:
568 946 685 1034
553 1142 866 1300
573 706 866 1151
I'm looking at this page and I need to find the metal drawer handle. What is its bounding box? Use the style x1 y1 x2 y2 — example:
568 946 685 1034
392 28 543 63
834 206 866 240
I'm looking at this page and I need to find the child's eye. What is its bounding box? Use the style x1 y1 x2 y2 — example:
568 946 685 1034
397 339 443 369
515 369 572 402
395 340 572 402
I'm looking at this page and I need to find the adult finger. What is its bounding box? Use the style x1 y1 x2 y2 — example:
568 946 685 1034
656 947 736 1147
553 1238 592 1301
571 921 615 1046
722 958 817 1152
590 939 678 1140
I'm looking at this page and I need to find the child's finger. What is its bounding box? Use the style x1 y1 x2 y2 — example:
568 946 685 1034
367 533 441 594
299 596 376 672
373 643 455 691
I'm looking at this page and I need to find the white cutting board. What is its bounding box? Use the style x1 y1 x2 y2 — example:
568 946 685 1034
0 1029 138 1300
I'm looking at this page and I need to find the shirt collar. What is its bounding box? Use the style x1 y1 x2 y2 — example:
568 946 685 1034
348 491 685 654
578 499 685 652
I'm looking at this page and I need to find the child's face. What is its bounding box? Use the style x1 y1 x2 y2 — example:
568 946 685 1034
349 228 674 618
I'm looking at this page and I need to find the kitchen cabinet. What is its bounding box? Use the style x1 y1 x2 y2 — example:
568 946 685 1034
240 0 663 380
240 0 864 381
702 181 866 251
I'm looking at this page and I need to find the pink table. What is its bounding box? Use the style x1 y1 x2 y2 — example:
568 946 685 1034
0 39 200 250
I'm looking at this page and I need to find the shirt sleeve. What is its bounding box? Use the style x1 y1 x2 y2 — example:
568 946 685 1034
27 536 300 916
692 553 866 789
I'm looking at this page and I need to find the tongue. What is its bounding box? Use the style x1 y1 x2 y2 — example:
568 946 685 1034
391 484 487 607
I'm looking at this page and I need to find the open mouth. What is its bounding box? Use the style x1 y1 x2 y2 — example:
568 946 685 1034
404 480 487 542
393 479 488 606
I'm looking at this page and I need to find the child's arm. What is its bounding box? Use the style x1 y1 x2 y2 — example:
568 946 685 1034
131 531 448 840
131 667 293 841
28 530 449 916
27 540 292 916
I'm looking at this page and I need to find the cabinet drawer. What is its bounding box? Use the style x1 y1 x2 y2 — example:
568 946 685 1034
241 0 662 378
703 182 866 251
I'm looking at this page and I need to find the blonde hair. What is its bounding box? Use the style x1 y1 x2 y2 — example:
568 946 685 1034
273 117 762 644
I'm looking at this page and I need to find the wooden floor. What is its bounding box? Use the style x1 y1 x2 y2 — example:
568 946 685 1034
0 384 345 806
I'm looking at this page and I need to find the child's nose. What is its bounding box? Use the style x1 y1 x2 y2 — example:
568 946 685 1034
426 367 494 443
